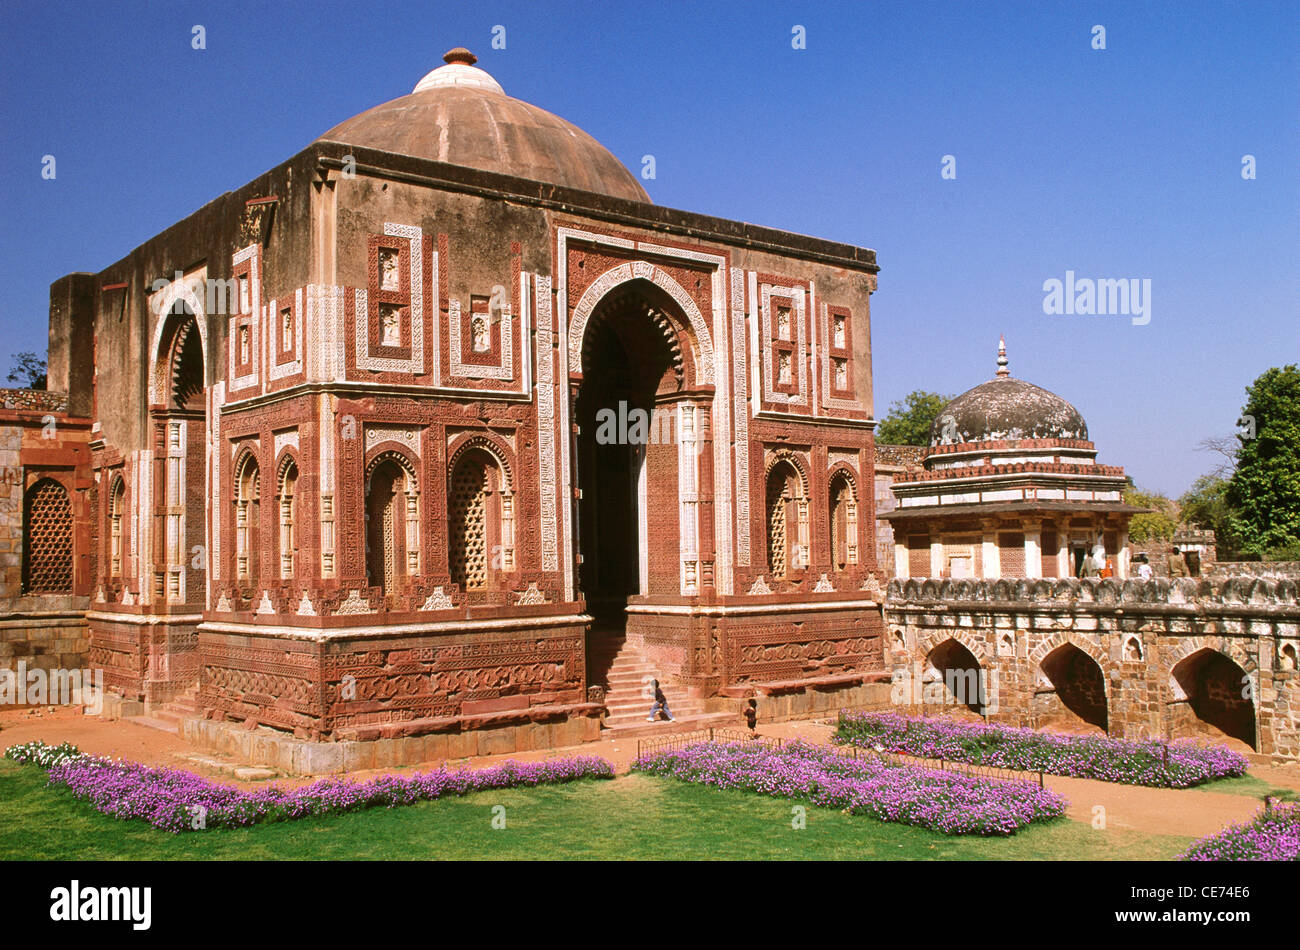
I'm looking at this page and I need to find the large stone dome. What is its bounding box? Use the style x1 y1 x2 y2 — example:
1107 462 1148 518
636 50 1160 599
929 340 1089 446
318 48 650 203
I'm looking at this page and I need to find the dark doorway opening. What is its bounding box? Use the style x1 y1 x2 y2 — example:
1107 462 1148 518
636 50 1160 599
1070 545 1086 577
574 280 688 683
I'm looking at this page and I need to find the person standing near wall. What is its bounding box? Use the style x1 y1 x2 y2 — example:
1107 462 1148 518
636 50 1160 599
1168 546 1189 577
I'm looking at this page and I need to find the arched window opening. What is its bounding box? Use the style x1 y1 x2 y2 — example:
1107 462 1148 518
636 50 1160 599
235 455 261 586
448 449 511 592
829 471 858 572
23 478 73 594
766 460 807 579
163 304 204 411
926 639 986 715
109 477 125 579
1038 643 1108 732
366 458 417 596
279 461 298 580
1171 649 1257 749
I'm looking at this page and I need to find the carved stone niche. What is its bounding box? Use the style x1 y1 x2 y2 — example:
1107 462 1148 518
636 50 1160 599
1123 635 1144 662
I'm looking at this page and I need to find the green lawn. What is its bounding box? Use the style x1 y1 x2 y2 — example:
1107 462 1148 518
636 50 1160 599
1184 772 1300 803
0 760 1189 860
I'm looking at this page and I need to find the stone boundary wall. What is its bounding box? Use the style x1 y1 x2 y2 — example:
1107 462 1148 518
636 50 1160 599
1210 561 1300 580
883 576 1299 759
0 389 68 413
874 443 925 470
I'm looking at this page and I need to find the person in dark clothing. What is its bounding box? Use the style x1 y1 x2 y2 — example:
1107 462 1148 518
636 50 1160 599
647 679 675 722
743 698 758 736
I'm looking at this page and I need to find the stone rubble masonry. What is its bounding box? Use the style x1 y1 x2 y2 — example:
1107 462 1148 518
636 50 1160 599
884 575 1300 760
874 443 926 470
0 390 69 413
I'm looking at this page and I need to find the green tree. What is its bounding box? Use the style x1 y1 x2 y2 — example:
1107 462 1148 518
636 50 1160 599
1179 474 1243 558
1226 365 1300 559
1125 485 1177 543
5 352 46 390
876 390 954 446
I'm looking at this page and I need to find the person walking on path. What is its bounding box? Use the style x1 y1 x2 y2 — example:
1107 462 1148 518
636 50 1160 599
647 679 676 722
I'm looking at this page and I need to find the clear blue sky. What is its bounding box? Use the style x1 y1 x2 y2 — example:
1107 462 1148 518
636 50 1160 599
1 0 1295 495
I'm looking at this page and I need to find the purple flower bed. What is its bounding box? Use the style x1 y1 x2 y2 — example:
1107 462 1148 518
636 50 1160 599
1180 802 1300 861
836 711 1248 788
632 740 1066 835
18 743 612 833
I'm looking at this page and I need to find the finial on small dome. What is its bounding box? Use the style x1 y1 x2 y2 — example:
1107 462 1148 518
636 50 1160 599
996 335 1009 377
413 48 503 95
443 47 477 66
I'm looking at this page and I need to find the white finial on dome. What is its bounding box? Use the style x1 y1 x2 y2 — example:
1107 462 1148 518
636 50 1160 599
413 47 505 95
996 335 1009 377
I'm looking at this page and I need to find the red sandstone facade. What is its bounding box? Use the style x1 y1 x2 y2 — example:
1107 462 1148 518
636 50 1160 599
61 52 886 746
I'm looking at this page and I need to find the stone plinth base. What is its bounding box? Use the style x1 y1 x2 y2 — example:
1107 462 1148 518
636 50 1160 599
197 613 591 739
709 674 893 722
0 604 89 676
93 690 145 719
86 610 200 706
181 710 603 776
626 598 887 697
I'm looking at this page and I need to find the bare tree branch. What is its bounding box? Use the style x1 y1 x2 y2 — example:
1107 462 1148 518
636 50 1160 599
1197 435 1238 479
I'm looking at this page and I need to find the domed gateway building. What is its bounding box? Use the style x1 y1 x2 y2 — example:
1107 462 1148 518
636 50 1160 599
884 339 1143 581
42 50 886 766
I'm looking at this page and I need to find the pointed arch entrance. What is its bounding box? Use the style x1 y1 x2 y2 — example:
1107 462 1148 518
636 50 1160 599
571 276 701 624
925 638 986 715
150 299 207 605
1039 643 1108 732
1171 648 1257 749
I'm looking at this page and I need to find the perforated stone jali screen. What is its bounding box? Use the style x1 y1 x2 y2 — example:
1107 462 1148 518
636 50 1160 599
23 478 73 593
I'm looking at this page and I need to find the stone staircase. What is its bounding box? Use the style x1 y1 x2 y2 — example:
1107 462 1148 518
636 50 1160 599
126 686 198 736
589 632 735 739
